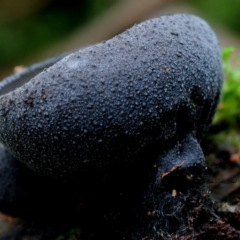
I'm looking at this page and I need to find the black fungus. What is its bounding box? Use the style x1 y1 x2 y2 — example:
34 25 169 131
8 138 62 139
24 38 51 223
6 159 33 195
0 14 222 183
0 14 223 238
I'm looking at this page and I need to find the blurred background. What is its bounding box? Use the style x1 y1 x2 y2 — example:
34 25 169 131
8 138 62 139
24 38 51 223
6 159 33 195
0 1 240 237
0 0 240 79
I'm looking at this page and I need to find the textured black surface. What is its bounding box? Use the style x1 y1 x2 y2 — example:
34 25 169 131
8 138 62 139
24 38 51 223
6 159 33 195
0 14 222 182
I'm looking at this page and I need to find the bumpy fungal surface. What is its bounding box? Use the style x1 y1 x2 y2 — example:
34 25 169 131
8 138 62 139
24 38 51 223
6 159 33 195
0 14 222 181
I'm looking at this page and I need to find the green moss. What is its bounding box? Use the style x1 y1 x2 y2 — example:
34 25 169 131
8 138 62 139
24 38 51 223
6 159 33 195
213 47 240 128
208 47 240 150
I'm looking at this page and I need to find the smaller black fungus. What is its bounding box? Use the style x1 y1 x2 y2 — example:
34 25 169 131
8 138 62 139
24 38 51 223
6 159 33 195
0 144 80 220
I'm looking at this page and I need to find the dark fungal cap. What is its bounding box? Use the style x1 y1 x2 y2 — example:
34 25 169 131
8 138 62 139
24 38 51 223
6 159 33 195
0 14 222 181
